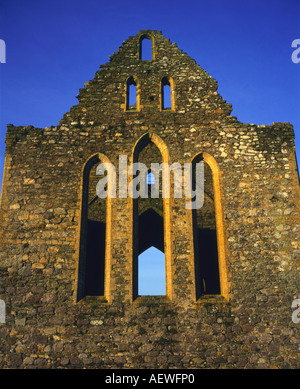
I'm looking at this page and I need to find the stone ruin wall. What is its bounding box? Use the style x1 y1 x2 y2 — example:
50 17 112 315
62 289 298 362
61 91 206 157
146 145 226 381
0 30 299 369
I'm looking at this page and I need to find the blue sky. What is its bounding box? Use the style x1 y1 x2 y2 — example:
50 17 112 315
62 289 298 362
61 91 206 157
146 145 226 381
139 247 166 295
0 0 299 186
0 0 299 294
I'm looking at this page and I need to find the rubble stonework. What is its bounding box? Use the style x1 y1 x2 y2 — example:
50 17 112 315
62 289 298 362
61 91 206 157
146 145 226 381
0 30 299 369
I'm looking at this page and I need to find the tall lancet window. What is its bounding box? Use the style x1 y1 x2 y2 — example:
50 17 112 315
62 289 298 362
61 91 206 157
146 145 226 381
191 153 221 298
132 135 166 297
77 155 109 301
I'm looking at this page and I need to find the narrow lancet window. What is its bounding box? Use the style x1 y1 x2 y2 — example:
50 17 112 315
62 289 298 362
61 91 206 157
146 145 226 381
192 154 221 298
161 77 172 110
127 77 137 110
77 155 106 301
139 36 153 60
133 138 166 297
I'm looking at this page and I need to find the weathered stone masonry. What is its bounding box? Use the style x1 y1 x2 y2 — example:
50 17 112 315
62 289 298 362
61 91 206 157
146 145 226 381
0 30 299 368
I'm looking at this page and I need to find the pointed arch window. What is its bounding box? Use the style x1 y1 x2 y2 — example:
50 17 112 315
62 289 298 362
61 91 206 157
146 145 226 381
77 154 112 302
190 152 229 300
191 153 221 298
131 133 172 299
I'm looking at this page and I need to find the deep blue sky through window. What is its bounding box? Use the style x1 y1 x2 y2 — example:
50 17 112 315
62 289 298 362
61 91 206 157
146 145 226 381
140 37 152 60
163 82 172 109
0 1 299 293
128 81 137 108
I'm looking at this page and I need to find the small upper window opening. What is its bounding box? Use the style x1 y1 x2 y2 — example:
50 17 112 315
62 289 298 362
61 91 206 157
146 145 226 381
127 77 137 110
147 171 155 185
140 36 153 60
161 77 172 110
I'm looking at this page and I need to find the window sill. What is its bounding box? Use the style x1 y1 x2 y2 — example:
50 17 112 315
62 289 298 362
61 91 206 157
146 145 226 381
77 296 108 305
196 294 228 303
133 295 170 306
195 294 230 312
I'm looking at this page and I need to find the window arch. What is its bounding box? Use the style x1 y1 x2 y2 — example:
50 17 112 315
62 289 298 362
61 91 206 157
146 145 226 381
190 152 229 300
161 77 175 111
131 133 172 300
139 34 154 60
76 153 112 302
